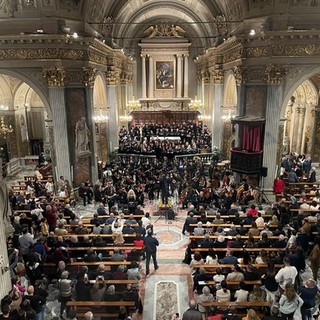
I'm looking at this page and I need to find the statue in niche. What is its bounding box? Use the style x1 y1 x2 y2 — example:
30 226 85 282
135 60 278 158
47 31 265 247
75 117 91 158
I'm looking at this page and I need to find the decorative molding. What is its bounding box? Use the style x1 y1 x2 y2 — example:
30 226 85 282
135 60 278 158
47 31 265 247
0 0 18 17
43 67 66 87
265 64 287 84
223 48 243 64
143 24 185 38
83 67 97 87
213 15 228 37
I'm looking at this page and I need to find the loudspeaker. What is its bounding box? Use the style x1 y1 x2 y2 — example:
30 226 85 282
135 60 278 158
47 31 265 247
261 167 268 177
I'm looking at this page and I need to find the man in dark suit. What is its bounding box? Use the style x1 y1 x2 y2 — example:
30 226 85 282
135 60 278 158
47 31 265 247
182 212 198 235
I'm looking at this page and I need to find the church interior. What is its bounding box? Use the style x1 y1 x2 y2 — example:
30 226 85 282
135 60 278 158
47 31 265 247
1 0 320 319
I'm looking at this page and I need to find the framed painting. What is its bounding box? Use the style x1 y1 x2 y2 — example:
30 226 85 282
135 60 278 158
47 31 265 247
155 61 175 90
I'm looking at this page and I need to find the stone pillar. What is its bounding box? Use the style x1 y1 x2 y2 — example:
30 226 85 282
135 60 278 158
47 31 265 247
262 85 284 190
176 54 182 98
141 54 147 98
43 67 71 183
83 67 99 183
211 68 224 149
307 107 317 155
296 105 306 154
183 54 189 98
106 69 120 154
290 105 300 152
148 55 154 98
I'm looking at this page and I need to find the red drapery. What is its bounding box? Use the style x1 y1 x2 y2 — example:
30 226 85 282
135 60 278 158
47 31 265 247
240 124 264 152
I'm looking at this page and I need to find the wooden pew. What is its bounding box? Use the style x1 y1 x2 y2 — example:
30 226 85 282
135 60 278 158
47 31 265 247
189 235 286 240
191 247 286 252
189 223 278 229
202 301 271 308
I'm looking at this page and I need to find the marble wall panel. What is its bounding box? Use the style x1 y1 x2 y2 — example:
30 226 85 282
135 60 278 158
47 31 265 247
245 85 267 118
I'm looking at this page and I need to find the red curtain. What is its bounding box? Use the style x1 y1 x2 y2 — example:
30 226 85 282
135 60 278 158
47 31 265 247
240 124 264 152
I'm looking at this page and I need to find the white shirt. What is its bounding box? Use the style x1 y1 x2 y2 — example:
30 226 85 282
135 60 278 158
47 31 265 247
234 289 249 302
275 265 298 289
255 216 265 227
141 216 151 228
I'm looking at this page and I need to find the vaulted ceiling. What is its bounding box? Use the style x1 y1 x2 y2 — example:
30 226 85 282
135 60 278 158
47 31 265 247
80 0 320 56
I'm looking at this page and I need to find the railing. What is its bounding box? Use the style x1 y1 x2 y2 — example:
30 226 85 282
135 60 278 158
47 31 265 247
116 151 217 164
2 158 21 177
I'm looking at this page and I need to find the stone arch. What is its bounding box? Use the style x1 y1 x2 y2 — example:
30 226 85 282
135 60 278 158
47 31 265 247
0 70 50 160
282 78 319 157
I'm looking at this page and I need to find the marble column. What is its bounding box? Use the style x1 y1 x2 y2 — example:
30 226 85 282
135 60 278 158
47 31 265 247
262 85 284 190
307 107 317 154
296 105 306 154
106 84 119 153
84 86 98 183
148 55 154 98
212 84 223 149
176 54 182 98
48 87 71 182
183 54 189 98
290 105 300 152
141 54 147 98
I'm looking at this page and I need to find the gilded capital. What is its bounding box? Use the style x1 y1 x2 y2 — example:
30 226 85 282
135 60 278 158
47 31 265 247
105 69 120 85
43 67 66 87
83 67 97 87
233 66 246 85
265 64 287 85
211 68 224 84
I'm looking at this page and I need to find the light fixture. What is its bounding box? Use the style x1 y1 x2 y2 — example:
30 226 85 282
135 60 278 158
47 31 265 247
0 116 13 135
198 114 211 121
119 114 132 122
0 105 9 111
249 29 256 36
93 108 108 123
127 96 141 112
221 107 237 121
189 95 203 111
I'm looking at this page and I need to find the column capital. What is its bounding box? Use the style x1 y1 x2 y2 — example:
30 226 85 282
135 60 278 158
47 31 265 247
265 64 287 84
211 68 224 84
176 53 182 58
141 54 147 59
183 53 189 58
105 69 120 85
83 67 97 88
43 67 66 87
232 65 246 85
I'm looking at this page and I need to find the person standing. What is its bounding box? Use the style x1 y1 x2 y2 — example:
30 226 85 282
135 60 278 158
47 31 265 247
143 228 159 275
309 236 320 281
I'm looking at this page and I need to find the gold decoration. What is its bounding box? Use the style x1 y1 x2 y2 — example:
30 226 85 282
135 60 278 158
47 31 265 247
233 66 246 85
265 64 287 84
202 71 210 84
211 68 224 84
105 69 120 85
43 67 66 87
223 48 243 63
144 24 185 38
213 15 228 37
83 67 97 87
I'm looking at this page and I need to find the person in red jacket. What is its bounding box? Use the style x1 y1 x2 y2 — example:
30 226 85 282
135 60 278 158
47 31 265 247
273 176 285 199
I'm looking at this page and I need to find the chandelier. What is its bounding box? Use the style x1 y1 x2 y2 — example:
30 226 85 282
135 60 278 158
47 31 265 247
93 108 108 123
0 116 13 135
221 107 237 121
119 114 132 122
127 96 141 111
189 95 203 111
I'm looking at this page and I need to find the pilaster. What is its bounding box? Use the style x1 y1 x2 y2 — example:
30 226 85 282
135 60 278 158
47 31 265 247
43 67 71 183
106 69 120 154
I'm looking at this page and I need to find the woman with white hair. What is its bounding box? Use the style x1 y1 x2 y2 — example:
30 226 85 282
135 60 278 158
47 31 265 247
196 286 214 318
